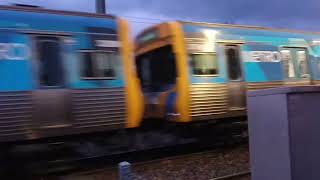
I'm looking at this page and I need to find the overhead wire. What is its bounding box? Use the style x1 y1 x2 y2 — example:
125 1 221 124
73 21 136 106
123 15 171 22
127 20 158 25
122 15 196 25
125 16 167 25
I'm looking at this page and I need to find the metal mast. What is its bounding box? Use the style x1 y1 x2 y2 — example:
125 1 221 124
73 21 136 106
96 0 106 14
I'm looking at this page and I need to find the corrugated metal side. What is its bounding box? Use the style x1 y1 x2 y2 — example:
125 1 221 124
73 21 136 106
0 91 33 138
312 80 320 85
247 81 283 91
190 84 228 118
72 88 126 129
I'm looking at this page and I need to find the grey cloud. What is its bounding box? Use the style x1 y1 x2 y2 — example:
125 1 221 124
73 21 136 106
108 0 320 31
0 0 94 12
1 0 319 32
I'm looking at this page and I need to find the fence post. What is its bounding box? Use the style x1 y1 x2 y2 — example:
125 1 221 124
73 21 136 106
118 161 132 180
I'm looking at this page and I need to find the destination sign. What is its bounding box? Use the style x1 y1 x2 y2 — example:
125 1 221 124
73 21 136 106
137 29 159 45
95 40 120 48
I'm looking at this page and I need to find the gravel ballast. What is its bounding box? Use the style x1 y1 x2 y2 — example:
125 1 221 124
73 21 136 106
61 145 250 180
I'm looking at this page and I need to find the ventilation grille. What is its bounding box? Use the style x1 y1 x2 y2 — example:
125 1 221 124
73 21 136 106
72 88 126 129
0 91 33 138
190 84 228 118
247 81 283 91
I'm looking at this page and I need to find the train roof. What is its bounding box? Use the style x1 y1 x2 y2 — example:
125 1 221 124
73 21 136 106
0 5 116 19
135 20 320 55
137 21 320 40
180 21 320 35
0 5 120 35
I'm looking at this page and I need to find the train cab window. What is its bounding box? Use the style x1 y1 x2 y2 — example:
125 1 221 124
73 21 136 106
136 45 177 90
137 56 151 86
80 51 117 79
36 36 64 87
191 53 218 75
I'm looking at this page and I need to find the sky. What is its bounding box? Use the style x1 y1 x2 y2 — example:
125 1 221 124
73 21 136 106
0 0 319 36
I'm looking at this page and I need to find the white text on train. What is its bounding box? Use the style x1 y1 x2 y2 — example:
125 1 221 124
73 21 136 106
0 43 30 60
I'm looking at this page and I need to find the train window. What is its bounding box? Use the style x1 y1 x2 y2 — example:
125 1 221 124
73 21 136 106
296 50 309 78
281 48 310 80
36 37 64 87
80 51 117 79
136 45 177 90
226 46 242 80
191 53 218 75
140 57 151 86
281 50 295 79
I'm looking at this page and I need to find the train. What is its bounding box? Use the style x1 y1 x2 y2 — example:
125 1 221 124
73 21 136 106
135 21 320 123
3 3 320 144
0 4 143 143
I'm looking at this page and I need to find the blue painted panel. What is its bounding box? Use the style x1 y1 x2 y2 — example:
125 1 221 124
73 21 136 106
165 92 176 115
245 44 280 51
190 76 226 84
0 60 33 91
0 31 33 91
70 80 124 89
244 62 283 82
309 56 320 80
311 46 320 55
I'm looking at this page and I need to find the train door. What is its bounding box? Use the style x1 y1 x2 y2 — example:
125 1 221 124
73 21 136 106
280 47 310 84
224 45 246 110
32 36 71 129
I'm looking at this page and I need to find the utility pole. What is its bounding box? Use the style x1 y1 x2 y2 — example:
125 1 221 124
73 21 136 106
96 0 106 14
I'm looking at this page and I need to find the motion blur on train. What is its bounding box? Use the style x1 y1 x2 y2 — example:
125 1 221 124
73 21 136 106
0 3 143 143
135 21 320 123
3 2 320 145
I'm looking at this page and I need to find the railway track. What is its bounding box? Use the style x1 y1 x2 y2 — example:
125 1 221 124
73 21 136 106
0 120 248 179
60 144 249 180
211 171 251 180
48 136 246 175
72 147 244 176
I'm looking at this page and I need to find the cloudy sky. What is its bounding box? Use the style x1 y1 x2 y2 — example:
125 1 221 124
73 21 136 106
0 0 319 36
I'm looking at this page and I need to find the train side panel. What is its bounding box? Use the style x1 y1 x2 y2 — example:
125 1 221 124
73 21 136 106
135 21 320 123
181 23 320 121
0 31 35 141
0 7 142 143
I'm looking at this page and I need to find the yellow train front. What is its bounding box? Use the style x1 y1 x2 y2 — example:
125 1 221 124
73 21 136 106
135 21 319 123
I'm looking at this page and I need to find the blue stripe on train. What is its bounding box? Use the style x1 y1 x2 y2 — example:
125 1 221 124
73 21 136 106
165 92 177 115
0 32 33 91
244 62 283 82
0 60 33 91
